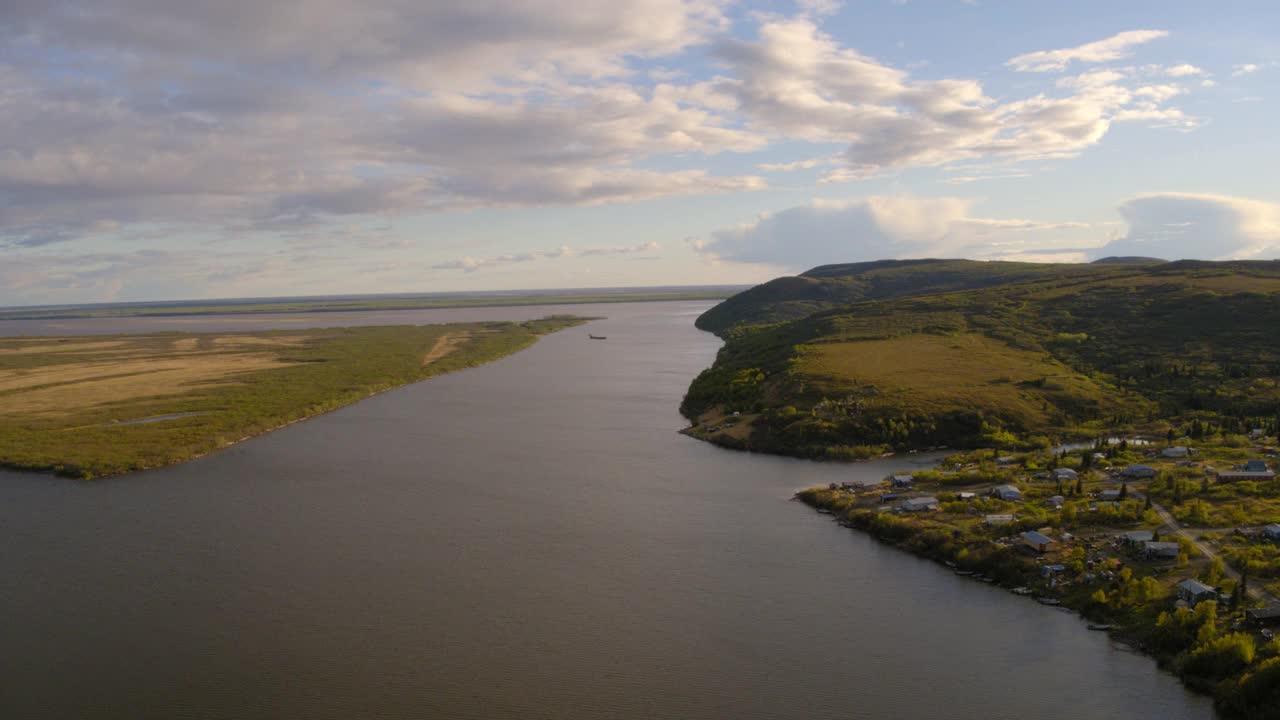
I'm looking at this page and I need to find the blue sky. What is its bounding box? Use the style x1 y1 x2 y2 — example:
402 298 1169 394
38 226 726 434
1 0 1278 305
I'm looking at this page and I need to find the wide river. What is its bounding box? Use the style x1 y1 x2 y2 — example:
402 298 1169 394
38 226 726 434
0 301 1214 719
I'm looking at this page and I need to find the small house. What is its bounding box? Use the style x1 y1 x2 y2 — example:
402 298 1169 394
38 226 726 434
1021 531 1056 553
1099 488 1123 501
1143 541 1181 559
1244 460 1270 472
984 514 1016 525
958 492 976 500
890 474 915 489
1040 564 1067 578
1162 446 1191 458
996 456 1017 466
901 496 940 513
1119 530 1155 546
1121 464 1158 479
1246 605 1280 627
991 484 1023 501
1176 578 1219 605
1216 470 1276 482
1045 495 1065 509
1263 524 1280 541
1051 468 1078 482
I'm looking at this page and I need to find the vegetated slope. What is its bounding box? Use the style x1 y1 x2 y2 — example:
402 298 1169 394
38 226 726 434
693 259 1115 335
682 260 1280 458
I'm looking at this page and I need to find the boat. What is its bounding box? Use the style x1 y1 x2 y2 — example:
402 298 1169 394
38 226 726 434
1087 624 1114 631
953 570 974 576
588 334 607 340
1036 597 1062 606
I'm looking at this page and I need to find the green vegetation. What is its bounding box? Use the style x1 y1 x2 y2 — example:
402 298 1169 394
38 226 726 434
682 259 1280 457
0 316 587 478
0 288 737 320
798 434 1280 719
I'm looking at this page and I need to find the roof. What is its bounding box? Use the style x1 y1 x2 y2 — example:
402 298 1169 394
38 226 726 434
993 484 1021 494
1217 471 1276 480
1264 523 1280 533
1022 531 1055 545
1143 541 1181 552
1244 460 1270 472
1122 464 1157 475
1052 468 1078 478
1122 530 1155 542
1177 578 1216 595
1247 605 1280 620
902 496 938 507
891 474 914 481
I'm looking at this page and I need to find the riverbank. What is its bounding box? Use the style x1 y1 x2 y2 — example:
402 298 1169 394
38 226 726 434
0 316 588 478
797 438 1280 719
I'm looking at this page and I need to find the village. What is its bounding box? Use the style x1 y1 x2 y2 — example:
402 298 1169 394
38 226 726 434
802 431 1280 698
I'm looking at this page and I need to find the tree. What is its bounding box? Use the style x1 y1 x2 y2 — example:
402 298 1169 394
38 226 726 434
1235 571 1248 610
1075 477 1083 495
1152 529 1160 542
1119 483 1129 500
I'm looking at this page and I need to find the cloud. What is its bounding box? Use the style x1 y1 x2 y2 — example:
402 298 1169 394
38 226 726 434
1007 30 1169 73
694 195 1089 269
433 241 661 272
1092 193 1280 261
1232 63 1260 76
1165 64 1206 77
705 20 1195 173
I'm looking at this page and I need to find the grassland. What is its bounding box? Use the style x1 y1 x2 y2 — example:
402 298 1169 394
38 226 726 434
682 259 1280 457
0 316 587 478
0 287 738 321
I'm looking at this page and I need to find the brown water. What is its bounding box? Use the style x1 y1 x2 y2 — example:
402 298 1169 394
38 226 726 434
0 301 1214 719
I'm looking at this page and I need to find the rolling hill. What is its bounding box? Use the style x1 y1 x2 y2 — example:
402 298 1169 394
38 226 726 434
682 259 1280 457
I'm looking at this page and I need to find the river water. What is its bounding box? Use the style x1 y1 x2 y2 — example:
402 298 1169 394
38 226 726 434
0 301 1213 719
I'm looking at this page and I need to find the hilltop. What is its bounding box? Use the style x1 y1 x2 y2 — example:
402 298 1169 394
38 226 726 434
682 259 1280 458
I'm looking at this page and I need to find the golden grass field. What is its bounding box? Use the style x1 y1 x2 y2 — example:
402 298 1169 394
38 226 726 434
797 333 1132 428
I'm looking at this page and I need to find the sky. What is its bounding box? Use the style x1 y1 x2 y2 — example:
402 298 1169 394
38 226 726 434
2 0 1278 306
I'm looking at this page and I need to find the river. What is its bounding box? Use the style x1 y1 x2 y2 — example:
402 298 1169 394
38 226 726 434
0 301 1214 719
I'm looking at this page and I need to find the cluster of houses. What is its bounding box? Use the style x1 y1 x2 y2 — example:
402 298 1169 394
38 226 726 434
1117 530 1181 559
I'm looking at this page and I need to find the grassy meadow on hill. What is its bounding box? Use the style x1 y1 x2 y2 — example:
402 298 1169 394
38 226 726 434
681 259 1280 457
0 316 587 478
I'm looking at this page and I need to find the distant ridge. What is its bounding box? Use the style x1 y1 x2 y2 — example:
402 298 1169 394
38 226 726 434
1091 256 1166 264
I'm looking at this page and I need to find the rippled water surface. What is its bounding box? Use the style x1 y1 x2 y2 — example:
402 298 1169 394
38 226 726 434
0 301 1214 719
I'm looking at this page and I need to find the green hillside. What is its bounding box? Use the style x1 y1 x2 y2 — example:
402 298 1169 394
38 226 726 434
682 259 1280 457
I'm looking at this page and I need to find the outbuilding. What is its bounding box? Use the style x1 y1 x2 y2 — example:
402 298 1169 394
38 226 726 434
1176 578 1219 605
1021 531 1056 553
1161 446 1191 458
1121 464 1158 479
901 496 940 513
1051 468 1078 482
1143 541 1181 559
991 484 1023 501
890 474 915 489
1263 524 1280 541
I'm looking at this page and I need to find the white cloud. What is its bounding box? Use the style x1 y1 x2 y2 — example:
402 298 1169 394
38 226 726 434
705 20 1194 174
1165 64 1206 77
1233 63 1261 76
1007 30 1169 73
433 241 661 272
757 157 833 172
1092 193 1280 260
693 195 1089 269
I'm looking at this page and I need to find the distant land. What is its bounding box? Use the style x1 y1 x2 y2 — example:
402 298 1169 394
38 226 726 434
681 258 1280 458
0 285 745 321
0 316 588 478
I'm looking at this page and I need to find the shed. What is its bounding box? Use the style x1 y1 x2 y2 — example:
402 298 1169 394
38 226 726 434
1143 541 1181 559
1119 530 1154 546
1176 578 1219 605
958 492 976 500
1045 495 1065 509
1040 564 1066 578
1264 524 1280 541
1121 464 1158 479
1216 471 1276 482
1021 531 1056 553
1099 488 1123 501
1244 460 1270 472
901 496 939 513
1051 468 1078 482
1161 446 1191 458
1246 605 1280 627
983 514 1015 525
991 484 1023 501
890 474 915 489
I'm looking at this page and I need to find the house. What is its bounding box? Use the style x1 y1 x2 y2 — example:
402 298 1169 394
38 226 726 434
1051 468 1078 482
1244 460 1271 472
1216 470 1276 482
984 514 1016 525
1119 530 1155 546
901 496 940 513
1099 488 1123 501
1045 495 1065 509
1040 564 1067 578
1143 541 1181 559
1121 464 1158 479
991 484 1023 501
879 493 901 503
1246 605 1280 627
958 492 976 500
1021 531 1056 553
890 474 915 489
1176 578 1219 605
1162 446 1191 458
1264 524 1280 541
